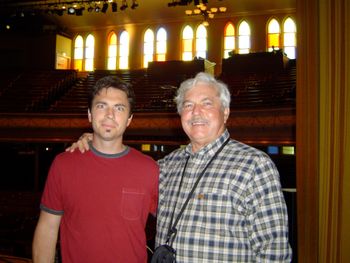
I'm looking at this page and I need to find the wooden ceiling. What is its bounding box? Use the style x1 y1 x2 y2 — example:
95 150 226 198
0 0 296 32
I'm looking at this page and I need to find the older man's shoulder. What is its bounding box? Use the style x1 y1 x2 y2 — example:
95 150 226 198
228 139 269 158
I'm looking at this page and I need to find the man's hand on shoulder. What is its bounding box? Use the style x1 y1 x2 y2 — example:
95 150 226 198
65 133 93 153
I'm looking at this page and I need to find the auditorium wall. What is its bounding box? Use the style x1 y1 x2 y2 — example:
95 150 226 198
73 11 295 75
0 34 57 70
0 10 295 74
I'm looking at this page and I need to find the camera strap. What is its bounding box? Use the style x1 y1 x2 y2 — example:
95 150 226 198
166 137 230 245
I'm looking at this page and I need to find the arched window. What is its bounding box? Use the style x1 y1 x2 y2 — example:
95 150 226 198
73 35 84 71
156 27 167 61
224 22 235 58
85 34 95 71
283 17 297 59
119 30 129 69
107 32 117 70
182 25 194 61
267 18 281 51
238 20 251 54
143 29 154 68
195 24 207 59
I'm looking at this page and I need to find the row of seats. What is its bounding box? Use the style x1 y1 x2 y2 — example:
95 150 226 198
0 65 296 114
0 69 77 113
49 69 182 113
219 65 296 109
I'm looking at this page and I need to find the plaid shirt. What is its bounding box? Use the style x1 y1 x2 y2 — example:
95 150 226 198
156 130 292 262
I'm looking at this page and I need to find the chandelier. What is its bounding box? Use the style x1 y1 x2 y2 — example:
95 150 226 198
184 2 227 26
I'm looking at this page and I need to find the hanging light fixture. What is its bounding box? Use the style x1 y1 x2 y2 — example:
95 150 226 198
131 0 139 9
166 0 218 7
3 0 138 17
101 2 109 13
67 6 75 14
75 8 84 16
111 2 118 12
184 1 227 26
94 5 100 12
120 0 128 10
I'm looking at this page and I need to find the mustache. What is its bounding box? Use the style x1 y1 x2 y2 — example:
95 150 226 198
187 117 209 125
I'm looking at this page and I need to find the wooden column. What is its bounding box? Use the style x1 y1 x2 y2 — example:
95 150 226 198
296 0 320 261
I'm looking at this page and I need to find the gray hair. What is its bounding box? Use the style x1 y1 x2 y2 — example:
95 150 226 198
174 72 231 114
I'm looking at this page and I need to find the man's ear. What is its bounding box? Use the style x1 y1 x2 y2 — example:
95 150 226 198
88 109 92 123
223 107 230 124
126 114 133 127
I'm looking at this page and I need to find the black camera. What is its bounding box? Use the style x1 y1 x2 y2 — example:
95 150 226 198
151 244 176 263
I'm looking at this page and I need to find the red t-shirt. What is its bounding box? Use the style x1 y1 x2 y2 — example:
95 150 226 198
41 147 159 263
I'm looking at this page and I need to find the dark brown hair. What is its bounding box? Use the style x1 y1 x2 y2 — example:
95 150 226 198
88 75 135 116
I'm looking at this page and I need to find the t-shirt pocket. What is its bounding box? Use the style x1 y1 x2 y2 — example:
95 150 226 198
121 188 145 220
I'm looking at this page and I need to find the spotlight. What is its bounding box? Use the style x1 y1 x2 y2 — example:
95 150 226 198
131 0 139 9
111 2 117 12
120 0 128 11
67 7 75 15
75 8 84 16
94 6 100 12
101 3 108 13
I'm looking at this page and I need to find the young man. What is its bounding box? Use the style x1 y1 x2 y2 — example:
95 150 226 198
69 72 292 262
32 76 158 262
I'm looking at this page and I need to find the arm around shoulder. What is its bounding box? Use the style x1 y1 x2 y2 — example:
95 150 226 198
65 132 93 153
32 210 62 263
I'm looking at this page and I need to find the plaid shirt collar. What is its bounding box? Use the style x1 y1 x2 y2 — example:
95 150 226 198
184 129 230 159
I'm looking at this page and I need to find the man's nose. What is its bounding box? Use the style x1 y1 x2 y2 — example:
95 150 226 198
192 103 201 114
106 107 114 118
